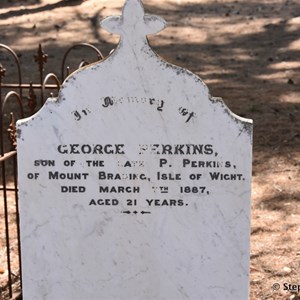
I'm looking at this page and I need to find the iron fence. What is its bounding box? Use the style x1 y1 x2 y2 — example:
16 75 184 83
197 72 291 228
0 42 104 299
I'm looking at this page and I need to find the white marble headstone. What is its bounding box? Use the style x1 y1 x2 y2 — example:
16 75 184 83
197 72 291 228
17 0 252 299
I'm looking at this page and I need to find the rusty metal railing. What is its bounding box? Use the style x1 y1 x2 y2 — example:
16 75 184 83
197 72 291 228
0 43 104 300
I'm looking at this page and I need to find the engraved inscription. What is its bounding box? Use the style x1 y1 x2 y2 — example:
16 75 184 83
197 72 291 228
26 142 246 214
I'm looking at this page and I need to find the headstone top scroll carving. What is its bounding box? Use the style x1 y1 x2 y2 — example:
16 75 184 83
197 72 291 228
17 0 252 299
101 0 167 37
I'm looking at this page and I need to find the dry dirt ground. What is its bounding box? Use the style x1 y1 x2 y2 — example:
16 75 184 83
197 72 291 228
0 0 300 299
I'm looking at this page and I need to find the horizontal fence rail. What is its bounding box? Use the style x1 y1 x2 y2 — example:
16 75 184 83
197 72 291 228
0 43 104 300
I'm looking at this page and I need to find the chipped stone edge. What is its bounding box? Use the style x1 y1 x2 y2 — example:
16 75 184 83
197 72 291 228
210 96 253 141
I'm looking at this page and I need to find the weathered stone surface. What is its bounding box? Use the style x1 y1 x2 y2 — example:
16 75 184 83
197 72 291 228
17 0 252 299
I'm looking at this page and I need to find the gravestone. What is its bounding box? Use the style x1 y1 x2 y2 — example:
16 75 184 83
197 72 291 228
17 0 253 299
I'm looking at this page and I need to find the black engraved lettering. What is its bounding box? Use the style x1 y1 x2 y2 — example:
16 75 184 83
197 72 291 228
157 100 164 111
73 110 81 121
102 97 114 108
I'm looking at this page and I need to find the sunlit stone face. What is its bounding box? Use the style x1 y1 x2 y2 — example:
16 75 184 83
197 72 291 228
17 1 252 299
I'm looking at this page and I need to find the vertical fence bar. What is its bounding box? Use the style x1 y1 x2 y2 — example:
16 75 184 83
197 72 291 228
1 165 12 298
0 58 13 298
0 62 2 300
0 96 13 299
2 92 23 299
8 113 22 292
13 155 21 291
